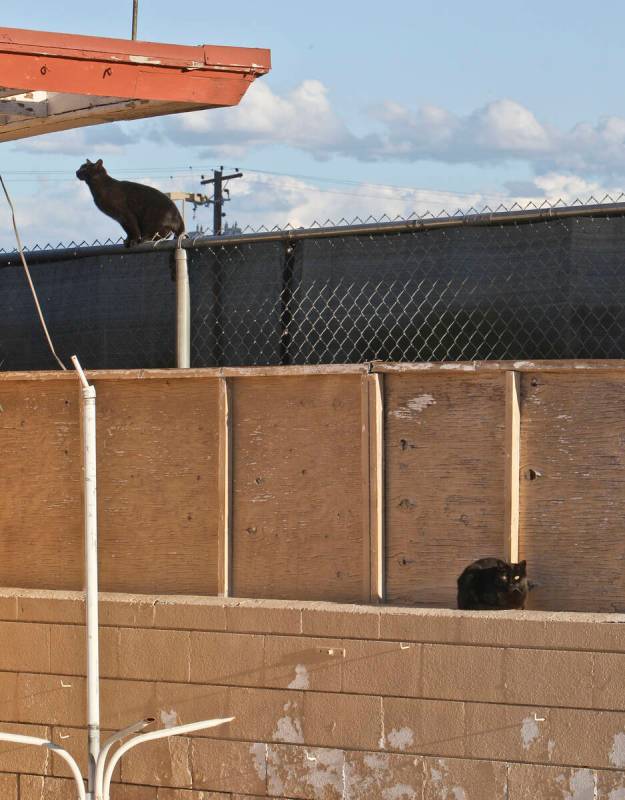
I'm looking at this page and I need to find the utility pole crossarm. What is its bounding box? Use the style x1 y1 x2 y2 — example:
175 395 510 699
200 166 243 235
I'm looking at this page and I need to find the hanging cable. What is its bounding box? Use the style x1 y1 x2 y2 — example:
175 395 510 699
0 175 67 370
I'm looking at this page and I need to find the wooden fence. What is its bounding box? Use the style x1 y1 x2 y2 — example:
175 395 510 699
1 361 625 612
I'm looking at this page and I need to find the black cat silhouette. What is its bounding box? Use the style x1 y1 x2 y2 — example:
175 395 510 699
76 158 184 247
457 557 530 610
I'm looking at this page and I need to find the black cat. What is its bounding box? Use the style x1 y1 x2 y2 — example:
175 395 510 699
76 158 184 248
457 557 529 610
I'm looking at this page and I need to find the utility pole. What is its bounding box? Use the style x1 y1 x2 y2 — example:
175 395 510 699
201 166 243 235
131 0 139 39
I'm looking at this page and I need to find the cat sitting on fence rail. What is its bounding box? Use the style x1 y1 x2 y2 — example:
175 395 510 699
76 158 184 248
457 557 534 610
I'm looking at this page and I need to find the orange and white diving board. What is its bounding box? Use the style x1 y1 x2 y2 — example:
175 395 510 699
0 26 271 142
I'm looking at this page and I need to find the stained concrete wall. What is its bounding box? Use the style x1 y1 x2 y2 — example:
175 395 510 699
0 589 624 799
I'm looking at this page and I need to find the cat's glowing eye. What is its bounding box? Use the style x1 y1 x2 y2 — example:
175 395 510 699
514 576 520 581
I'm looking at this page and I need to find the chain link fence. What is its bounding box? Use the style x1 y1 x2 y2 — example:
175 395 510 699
2 201 625 370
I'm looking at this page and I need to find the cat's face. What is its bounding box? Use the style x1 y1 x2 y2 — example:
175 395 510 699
76 158 105 181
496 560 527 595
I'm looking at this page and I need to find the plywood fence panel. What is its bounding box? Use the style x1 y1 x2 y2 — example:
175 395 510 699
384 373 507 607
520 372 625 611
0 381 82 589
230 375 368 602
94 378 219 594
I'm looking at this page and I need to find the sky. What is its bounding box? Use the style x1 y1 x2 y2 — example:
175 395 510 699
2 0 625 246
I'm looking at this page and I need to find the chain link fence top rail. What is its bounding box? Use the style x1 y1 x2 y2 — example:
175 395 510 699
2 199 625 370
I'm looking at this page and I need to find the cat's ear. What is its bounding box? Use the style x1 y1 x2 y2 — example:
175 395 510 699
518 560 527 573
95 159 103 167
86 158 92 164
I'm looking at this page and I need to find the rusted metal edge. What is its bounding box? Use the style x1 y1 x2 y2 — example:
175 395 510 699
0 26 271 74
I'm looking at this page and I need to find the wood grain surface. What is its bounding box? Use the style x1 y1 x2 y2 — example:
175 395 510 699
230 375 367 602
385 373 507 607
520 372 625 611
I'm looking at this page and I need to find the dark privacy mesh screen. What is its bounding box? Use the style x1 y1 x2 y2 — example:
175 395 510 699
2 208 625 370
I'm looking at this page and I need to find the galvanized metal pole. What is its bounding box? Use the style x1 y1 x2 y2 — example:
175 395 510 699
71 356 100 800
175 244 191 368
131 0 139 39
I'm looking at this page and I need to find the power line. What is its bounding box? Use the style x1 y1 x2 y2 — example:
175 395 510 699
0 164 519 199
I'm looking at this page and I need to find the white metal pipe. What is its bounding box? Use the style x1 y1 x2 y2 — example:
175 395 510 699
71 355 100 797
101 717 234 800
94 717 155 800
0 733 86 800
175 244 190 368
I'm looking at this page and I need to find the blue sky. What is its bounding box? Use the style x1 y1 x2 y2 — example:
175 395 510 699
2 1 625 244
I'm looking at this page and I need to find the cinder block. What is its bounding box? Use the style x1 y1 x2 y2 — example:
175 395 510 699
0 774 17 800
0 722 49 774
301 607 378 639
118 628 190 682
423 756 508 799
422 644 504 703
17 673 86 726
264 636 343 692
157 790 229 800
548 706 625 769
379 608 461 644
153 601 227 633
508 764 597 800
543 617 625 653
111 785 158 800
0 673 19 721
50 624 119 677
593 652 625 710
18 594 84 625
227 604 301 636
191 738 267 796
504 648 593 707
0 621 50 673
464 702 553 763
154 683 302 746
100 678 157 731
190 632 264 686
342 639 421 697
383 697 466 757
19 775 76 800
0 594 18 621
100 596 156 628
266 744 343 800
122 734 192 788
17 592 85 625
302 692 380 750
344 750 423 799
597 768 625 799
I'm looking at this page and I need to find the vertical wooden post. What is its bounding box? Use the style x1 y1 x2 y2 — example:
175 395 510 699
504 370 521 563
367 373 385 603
218 377 233 596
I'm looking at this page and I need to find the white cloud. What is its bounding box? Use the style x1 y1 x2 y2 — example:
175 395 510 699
153 80 625 180
161 79 356 161
13 123 136 156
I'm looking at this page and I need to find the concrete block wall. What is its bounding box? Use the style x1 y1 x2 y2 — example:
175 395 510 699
0 589 624 799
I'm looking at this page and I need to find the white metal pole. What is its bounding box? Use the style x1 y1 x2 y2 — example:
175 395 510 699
101 717 234 800
175 243 190 368
94 717 155 800
0 734 86 800
71 355 100 799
